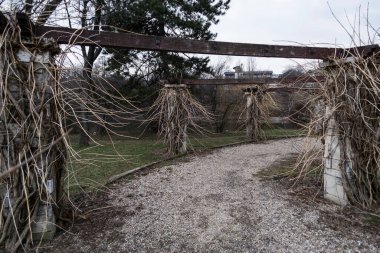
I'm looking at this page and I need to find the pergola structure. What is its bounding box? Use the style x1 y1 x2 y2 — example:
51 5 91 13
0 11 379 249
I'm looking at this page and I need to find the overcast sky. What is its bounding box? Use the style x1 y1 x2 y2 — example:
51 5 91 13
210 0 380 74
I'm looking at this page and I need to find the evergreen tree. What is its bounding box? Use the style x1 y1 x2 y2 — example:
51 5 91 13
103 0 230 84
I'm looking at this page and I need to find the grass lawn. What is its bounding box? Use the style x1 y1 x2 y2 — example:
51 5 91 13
66 128 304 195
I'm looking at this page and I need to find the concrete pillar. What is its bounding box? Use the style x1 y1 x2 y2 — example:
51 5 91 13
19 42 58 240
0 37 61 245
323 106 348 205
245 91 254 140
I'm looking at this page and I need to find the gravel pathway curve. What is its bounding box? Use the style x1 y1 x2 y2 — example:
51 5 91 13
47 138 379 253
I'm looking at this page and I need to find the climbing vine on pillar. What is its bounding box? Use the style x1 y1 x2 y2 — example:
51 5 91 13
148 84 211 155
244 86 274 142
0 23 66 251
299 54 380 207
322 57 380 206
0 14 136 251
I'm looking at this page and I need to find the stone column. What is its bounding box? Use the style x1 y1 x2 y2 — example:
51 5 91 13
323 106 348 205
245 91 254 140
0 36 64 247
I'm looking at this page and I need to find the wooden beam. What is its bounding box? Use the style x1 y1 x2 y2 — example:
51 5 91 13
1 11 377 59
182 75 325 85
33 26 379 59
265 87 320 93
242 86 319 93
182 78 270 85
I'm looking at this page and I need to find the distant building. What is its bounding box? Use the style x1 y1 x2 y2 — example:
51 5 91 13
224 71 235 78
224 70 273 79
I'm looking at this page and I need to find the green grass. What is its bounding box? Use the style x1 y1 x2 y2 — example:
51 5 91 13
66 128 304 194
264 128 306 139
363 213 380 226
255 155 299 179
66 137 164 194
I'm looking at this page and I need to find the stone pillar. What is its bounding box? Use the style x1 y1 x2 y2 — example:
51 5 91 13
245 91 254 140
323 106 348 205
320 57 380 207
0 36 64 247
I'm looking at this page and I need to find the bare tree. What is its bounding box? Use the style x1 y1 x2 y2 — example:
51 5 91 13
245 57 256 74
35 0 63 24
77 0 103 145
211 56 231 78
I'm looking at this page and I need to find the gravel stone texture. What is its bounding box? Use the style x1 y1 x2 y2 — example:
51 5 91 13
46 138 380 253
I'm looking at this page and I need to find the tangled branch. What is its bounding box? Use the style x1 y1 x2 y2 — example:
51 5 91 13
298 52 380 207
244 86 276 142
0 14 136 251
147 84 211 155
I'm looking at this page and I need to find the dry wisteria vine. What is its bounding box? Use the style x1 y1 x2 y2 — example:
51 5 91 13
244 86 276 142
298 51 380 207
0 15 135 252
0 24 65 252
148 84 211 155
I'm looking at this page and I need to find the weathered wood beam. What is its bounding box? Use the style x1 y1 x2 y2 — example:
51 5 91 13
182 78 270 85
265 87 320 92
182 76 325 85
1 12 378 59
34 25 379 59
242 86 319 93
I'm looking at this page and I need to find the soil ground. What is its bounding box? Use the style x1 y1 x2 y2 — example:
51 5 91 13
41 138 380 253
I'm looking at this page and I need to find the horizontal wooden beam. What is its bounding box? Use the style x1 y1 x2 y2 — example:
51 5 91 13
243 86 319 93
1 12 377 59
34 26 379 59
265 87 320 93
182 75 324 85
182 78 270 85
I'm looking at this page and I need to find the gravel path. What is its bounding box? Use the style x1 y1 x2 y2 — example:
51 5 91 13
46 138 379 253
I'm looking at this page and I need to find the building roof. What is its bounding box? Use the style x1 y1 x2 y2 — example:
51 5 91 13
224 70 273 77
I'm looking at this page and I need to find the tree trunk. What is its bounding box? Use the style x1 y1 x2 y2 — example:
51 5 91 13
78 61 94 146
78 111 90 146
78 0 102 146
